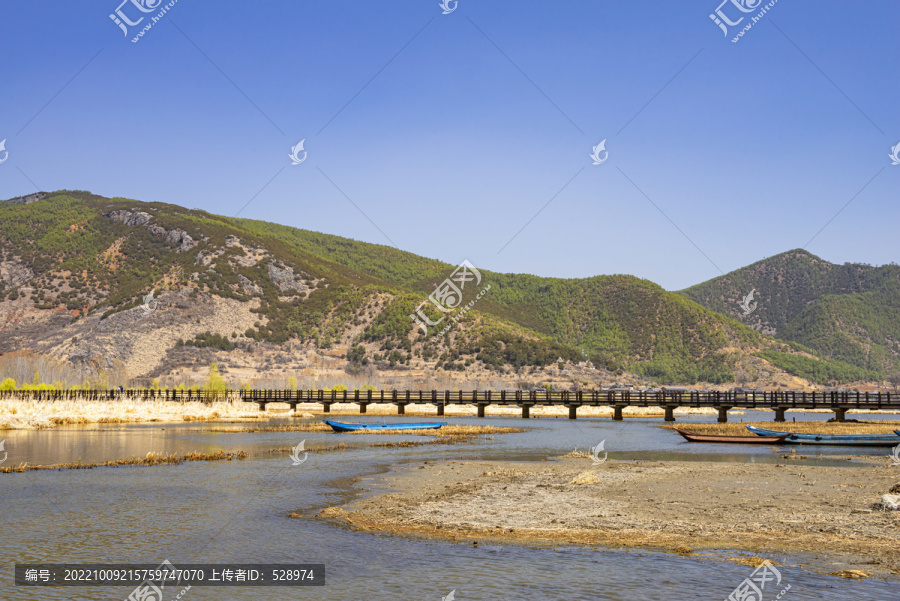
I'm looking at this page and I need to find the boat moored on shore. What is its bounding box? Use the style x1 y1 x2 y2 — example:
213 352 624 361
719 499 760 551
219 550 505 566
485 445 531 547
673 428 788 444
746 425 900 446
324 420 447 433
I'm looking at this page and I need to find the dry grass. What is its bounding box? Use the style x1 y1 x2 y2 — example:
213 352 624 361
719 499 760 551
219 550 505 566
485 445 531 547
266 443 350 455
661 421 900 436
372 432 493 446
0 398 263 430
725 556 773 568
559 450 591 459
266 431 487 454
570 471 602 484
828 570 872 580
0 450 247 473
209 423 334 433
205 423 524 436
371 440 440 448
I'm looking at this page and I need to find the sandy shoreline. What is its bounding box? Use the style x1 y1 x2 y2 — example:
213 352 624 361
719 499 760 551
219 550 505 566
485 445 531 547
319 456 900 579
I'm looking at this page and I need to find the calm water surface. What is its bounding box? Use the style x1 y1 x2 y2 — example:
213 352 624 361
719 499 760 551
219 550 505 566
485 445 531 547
2 411 897 600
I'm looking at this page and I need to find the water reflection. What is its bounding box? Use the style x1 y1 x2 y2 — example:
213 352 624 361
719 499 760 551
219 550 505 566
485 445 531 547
1 412 897 600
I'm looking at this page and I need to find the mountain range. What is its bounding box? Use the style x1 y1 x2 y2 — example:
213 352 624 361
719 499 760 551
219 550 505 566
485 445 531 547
0 190 895 390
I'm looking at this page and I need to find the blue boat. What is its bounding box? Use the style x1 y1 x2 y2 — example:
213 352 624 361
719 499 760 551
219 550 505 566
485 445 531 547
746 425 900 447
324 420 447 433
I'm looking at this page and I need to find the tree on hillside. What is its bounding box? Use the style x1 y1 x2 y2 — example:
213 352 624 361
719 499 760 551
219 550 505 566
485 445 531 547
345 345 370 375
887 372 900 392
202 363 228 400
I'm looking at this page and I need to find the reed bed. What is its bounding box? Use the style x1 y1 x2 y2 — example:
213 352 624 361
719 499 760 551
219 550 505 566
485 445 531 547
0 398 263 430
0 450 247 473
208 423 334 434
661 421 900 436
266 443 350 455
267 433 479 453
371 439 446 448
559 450 592 459
205 424 524 436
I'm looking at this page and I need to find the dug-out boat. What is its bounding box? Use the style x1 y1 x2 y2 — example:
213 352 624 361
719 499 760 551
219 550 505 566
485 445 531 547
673 428 788 444
324 420 447 433
746 425 900 446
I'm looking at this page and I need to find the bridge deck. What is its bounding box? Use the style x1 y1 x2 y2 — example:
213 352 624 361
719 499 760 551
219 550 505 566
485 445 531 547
3 389 895 422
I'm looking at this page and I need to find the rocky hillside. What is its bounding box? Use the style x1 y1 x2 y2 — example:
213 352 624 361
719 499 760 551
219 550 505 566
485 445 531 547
0 191 882 389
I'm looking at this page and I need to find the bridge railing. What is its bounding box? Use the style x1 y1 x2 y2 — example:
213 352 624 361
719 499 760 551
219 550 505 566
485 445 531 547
0 388 895 407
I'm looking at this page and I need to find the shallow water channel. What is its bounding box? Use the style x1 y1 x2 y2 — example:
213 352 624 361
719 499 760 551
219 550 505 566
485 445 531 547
1 411 897 600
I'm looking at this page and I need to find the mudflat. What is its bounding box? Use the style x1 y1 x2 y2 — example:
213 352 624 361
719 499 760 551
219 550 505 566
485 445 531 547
320 457 900 578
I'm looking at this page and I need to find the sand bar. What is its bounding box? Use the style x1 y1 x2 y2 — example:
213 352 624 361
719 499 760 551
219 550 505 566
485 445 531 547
320 456 900 578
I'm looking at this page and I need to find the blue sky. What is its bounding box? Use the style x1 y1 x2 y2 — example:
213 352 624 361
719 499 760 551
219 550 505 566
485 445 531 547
1 1 897 290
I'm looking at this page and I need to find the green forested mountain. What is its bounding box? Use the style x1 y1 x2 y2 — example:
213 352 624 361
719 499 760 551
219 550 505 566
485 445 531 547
236 218 765 383
679 249 900 376
0 192 887 386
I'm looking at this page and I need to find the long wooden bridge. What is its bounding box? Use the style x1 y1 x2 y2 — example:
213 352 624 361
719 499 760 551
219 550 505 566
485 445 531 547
3 388 897 422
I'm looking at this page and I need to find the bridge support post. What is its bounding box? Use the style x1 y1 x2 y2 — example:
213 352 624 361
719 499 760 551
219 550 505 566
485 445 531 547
568 405 578 420
834 407 847 422
520 404 531 419
664 406 675 422
322 403 331 413
397 403 406 415
437 403 444 416
359 403 368 414
257 402 266 412
774 408 786 422
289 402 297 412
477 404 486 418
613 406 624 421
717 406 731 423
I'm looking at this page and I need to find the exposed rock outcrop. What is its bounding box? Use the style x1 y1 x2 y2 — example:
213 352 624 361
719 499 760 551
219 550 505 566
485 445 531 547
165 229 195 252
3 192 49 205
103 209 197 252
0 258 35 288
105 209 152 227
238 274 263 295
268 261 309 293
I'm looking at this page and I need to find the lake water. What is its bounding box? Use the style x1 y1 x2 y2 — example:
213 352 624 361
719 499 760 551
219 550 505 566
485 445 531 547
2 411 898 600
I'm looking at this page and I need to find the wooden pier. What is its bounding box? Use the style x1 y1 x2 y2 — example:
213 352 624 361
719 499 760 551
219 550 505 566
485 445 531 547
3 388 896 422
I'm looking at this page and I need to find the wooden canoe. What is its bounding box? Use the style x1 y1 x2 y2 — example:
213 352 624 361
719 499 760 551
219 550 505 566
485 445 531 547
673 428 788 444
747 425 900 446
324 420 446 433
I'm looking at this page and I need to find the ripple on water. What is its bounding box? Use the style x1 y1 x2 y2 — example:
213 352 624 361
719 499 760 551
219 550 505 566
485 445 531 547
1 417 898 600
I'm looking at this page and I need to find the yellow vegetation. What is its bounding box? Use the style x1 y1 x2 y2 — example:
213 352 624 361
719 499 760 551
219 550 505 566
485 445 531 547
1 450 247 473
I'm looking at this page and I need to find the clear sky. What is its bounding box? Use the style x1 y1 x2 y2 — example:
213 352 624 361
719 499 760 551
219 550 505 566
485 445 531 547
1 1 897 290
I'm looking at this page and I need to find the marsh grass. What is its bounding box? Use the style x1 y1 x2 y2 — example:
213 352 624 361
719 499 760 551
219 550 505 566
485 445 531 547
266 443 350 455
725 556 773 568
206 424 524 435
373 432 487 446
267 433 479 453
0 450 247 473
0 398 262 430
559 450 592 459
662 421 900 436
